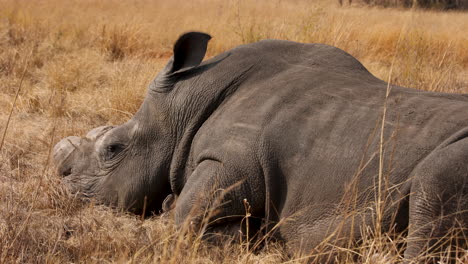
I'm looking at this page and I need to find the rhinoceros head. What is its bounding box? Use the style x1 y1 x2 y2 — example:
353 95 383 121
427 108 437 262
53 32 212 213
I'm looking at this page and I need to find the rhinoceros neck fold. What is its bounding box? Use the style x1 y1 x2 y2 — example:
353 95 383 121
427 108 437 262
168 65 255 194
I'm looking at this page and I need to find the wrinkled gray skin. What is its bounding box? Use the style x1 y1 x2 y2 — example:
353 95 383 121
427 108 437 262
54 32 467 261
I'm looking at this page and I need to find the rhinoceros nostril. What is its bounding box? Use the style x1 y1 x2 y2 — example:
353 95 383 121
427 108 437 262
61 167 72 177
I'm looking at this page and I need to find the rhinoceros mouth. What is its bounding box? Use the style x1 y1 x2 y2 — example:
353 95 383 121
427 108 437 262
62 173 103 198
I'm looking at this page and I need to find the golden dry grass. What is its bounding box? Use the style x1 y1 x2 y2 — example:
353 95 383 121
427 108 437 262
0 0 467 263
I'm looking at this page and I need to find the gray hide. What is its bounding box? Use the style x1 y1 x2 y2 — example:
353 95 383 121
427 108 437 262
54 32 467 261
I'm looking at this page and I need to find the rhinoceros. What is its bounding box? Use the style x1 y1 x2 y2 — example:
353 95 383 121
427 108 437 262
53 32 467 261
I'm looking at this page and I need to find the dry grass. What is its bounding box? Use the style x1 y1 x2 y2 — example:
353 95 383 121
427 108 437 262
0 0 467 263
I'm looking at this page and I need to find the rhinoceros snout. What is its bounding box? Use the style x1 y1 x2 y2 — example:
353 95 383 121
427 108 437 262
53 126 113 177
53 136 82 177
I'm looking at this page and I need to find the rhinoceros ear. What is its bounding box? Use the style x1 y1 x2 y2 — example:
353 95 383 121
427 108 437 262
169 32 212 73
151 32 211 92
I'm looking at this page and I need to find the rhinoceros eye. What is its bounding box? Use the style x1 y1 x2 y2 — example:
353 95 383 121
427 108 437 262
105 143 124 160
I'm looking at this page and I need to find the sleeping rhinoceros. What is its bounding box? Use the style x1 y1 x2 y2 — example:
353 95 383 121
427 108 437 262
53 32 467 261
